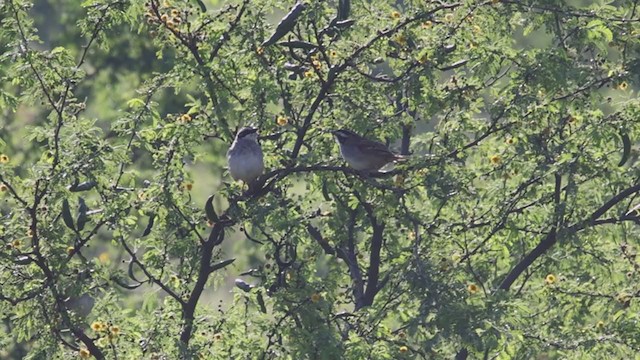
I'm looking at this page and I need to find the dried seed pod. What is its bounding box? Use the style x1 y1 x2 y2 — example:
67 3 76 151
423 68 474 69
61 199 76 231
262 2 306 47
205 195 218 222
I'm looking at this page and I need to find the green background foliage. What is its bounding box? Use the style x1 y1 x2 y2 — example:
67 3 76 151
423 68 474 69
1 0 640 358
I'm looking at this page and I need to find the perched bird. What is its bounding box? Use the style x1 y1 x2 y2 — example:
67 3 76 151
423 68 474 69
332 129 405 172
65 293 94 318
227 127 264 187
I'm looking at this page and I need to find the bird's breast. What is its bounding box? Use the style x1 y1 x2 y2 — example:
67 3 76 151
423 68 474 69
228 145 264 182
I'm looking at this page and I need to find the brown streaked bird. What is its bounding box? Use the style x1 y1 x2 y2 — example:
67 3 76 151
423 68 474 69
331 129 405 172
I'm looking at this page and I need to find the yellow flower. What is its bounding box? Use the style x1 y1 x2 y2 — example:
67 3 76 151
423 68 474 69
79 348 91 358
618 81 629 90
171 9 179 17
467 283 479 294
109 325 120 335
330 50 338 58
137 191 147 201
312 60 322 70
276 116 288 126
545 274 556 285
0 184 7 192
11 239 21 248
304 70 314 78
160 14 169 22
399 346 408 353
0 154 9 163
66 246 75 255
310 293 322 303
596 320 605 330
256 47 265 55
472 25 482 34
505 137 516 145
166 20 175 29
390 11 401 19
421 21 432 29
98 252 110 264
489 155 501 165
91 321 104 332
27 229 33 237
444 13 454 23
179 114 191 123
213 332 223 340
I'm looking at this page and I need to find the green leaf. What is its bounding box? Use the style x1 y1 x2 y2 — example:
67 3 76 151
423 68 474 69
126 98 146 109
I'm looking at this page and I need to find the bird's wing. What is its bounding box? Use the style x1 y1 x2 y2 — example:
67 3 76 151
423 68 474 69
358 140 395 157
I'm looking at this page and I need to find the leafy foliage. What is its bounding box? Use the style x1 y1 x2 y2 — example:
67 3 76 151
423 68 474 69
1 0 640 358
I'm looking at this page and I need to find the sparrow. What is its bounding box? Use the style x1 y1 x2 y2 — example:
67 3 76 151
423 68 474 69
332 129 405 172
227 127 264 187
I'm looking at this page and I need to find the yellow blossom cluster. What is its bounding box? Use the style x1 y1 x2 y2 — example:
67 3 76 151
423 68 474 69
545 274 556 285
276 115 289 126
467 283 479 294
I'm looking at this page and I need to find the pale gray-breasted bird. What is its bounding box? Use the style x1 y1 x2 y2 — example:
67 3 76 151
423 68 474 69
65 293 95 318
332 129 405 172
227 127 264 186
